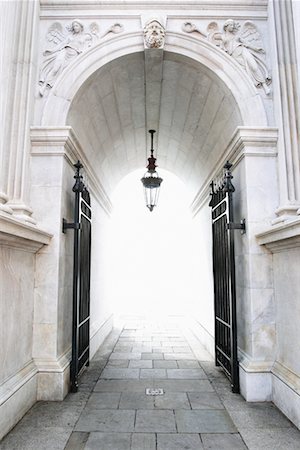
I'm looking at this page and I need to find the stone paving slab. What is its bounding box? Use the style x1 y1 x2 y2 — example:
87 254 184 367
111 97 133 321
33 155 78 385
176 410 237 433
157 379 215 393
154 392 191 410
19 401 84 429
128 360 153 368
140 369 167 379
152 346 174 352
171 346 193 352
65 432 89 450
109 352 141 360
84 432 131 450
157 433 203 449
141 352 164 360
151 340 163 346
177 360 201 369
131 433 156 450
167 368 207 379
75 409 136 432
131 346 153 352
118 338 136 342
115 341 135 347
135 410 177 432
106 359 129 368
119 392 155 409
164 352 197 360
153 360 178 369
201 433 248 449
94 379 157 393
198 361 225 379
85 393 121 409
113 346 133 352
188 392 224 410
100 368 140 379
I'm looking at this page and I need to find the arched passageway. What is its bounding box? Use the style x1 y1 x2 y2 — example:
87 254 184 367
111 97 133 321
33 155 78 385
30 33 278 419
62 48 249 362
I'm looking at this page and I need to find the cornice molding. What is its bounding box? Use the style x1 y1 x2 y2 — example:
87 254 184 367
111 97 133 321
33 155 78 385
40 0 268 15
0 212 52 252
191 126 278 216
30 126 113 216
256 217 300 252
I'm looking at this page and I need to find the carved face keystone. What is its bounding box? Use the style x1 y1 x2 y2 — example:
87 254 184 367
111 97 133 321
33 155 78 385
144 20 165 49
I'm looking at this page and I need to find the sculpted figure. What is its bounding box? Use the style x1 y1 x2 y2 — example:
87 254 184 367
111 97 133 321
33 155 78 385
144 19 165 49
208 19 272 94
39 20 93 96
182 19 271 94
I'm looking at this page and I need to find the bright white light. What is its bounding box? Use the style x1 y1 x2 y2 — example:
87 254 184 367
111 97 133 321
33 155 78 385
107 168 203 318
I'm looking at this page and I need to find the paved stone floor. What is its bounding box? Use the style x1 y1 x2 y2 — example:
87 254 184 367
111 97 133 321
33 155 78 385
2 317 300 450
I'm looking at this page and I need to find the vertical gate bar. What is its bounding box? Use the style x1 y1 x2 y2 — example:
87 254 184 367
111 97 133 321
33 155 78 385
216 216 220 366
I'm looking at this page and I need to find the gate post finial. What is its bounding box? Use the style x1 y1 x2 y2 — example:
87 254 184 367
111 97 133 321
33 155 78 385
73 160 84 193
223 161 235 193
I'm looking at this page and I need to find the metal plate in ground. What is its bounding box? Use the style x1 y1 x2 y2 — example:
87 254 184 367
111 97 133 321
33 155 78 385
145 388 164 396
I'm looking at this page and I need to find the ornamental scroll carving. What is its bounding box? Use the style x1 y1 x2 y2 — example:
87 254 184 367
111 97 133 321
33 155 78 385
182 19 272 95
38 20 124 96
143 19 166 49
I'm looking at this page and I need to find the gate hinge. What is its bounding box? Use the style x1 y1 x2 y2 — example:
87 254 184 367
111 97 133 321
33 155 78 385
62 218 80 234
227 219 246 234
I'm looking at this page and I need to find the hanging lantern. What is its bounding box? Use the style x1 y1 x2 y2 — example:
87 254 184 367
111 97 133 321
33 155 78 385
141 130 163 211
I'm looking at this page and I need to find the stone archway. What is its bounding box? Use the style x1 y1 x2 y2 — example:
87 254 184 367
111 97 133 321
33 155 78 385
40 31 267 128
31 29 277 407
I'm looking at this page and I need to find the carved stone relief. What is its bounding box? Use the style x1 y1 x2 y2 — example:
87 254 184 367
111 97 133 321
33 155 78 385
143 19 166 49
182 19 272 95
39 20 124 96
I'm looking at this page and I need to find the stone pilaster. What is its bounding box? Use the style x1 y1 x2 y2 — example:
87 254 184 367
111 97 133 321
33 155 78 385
270 0 300 221
0 0 39 223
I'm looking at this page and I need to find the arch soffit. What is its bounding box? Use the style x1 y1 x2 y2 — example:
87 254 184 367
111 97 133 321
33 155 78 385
40 31 268 127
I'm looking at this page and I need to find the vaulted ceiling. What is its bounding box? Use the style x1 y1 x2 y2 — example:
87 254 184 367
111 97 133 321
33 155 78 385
67 51 242 198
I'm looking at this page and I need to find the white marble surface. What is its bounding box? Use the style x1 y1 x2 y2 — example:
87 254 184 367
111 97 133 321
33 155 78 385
241 369 273 402
1 0 300 439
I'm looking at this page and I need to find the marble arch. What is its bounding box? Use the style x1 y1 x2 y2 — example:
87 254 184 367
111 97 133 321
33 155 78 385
40 31 268 128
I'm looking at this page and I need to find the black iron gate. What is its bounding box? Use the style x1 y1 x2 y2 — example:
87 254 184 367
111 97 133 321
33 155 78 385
209 162 245 393
63 161 92 392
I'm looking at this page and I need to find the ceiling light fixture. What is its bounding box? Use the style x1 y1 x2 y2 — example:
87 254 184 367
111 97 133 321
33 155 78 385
141 129 163 212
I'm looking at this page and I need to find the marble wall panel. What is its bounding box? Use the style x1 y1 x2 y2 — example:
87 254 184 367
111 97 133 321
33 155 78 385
57 159 75 357
0 247 35 383
274 249 300 375
233 155 277 363
30 156 64 361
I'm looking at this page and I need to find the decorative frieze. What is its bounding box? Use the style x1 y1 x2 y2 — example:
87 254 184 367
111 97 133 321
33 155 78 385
182 19 272 94
39 20 124 96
